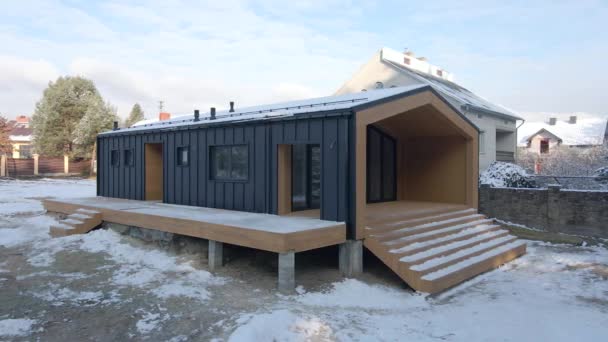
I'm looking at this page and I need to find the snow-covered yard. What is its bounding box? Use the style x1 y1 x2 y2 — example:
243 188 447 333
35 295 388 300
1 178 607 341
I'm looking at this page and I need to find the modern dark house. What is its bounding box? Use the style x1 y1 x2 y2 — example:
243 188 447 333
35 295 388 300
46 84 525 293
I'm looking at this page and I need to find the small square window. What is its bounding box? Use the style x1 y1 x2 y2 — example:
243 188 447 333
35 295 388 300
210 144 248 181
177 146 189 166
111 150 120 167
124 149 134 167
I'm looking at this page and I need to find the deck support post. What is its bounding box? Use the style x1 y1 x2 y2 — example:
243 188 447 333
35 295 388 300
339 240 363 277
278 251 295 293
208 240 224 271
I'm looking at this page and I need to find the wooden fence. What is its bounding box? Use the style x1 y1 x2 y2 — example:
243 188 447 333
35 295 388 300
0 155 91 178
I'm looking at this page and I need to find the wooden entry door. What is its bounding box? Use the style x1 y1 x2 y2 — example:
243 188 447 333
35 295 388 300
145 143 163 201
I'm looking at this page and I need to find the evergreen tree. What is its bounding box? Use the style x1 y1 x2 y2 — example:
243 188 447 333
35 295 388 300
0 115 12 155
32 76 115 156
125 103 145 127
73 97 118 158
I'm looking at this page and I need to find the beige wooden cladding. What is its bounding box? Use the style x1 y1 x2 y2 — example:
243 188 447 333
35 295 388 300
145 143 163 201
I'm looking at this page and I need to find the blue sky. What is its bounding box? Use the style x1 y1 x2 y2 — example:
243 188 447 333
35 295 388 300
1 0 606 120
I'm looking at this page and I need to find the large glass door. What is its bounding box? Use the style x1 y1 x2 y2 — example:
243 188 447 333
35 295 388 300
291 144 321 211
367 126 396 203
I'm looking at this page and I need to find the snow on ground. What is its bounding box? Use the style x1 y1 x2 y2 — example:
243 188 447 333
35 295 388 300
231 242 608 341
0 318 38 337
1 178 607 341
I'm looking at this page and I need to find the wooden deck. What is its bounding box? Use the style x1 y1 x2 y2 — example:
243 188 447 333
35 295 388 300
43 197 346 253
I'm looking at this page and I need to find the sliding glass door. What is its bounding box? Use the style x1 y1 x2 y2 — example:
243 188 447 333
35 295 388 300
367 126 396 203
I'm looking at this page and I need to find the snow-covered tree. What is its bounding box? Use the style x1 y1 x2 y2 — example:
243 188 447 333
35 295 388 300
32 76 105 157
73 98 118 158
0 115 12 155
517 145 608 176
480 161 537 188
125 103 144 127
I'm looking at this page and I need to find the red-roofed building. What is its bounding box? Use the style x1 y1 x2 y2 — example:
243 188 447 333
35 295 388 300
8 116 33 158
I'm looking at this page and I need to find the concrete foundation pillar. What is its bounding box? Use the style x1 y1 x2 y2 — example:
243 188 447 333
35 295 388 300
208 240 224 271
33 154 39 175
0 155 6 177
63 155 69 174
339 240 363 277
278 251 295 293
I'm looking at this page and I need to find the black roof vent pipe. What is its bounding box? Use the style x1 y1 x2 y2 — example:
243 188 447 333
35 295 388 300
210 107 216 120
194 109 200 122
113 121 118 130
229 101 235 112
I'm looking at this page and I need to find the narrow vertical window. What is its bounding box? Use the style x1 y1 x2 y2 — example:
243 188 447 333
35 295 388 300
111 150 120 167
177 146 189 166
124 149 134 167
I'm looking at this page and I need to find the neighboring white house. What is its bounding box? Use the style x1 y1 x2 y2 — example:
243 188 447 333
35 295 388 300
335 47 523 170
518 114 607 154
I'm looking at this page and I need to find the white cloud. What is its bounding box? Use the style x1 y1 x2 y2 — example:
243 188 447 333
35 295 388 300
0 56 60 116
0 1 373 119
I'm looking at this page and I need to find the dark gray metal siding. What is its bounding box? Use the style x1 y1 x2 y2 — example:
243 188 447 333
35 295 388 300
97 114 355 235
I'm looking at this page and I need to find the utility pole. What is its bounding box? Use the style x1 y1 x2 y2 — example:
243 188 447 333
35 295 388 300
159 100 164 113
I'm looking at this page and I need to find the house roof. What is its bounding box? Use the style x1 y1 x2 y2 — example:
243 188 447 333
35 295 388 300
8 125 33 142
517 117 607 146
380 47 523 121
103 84 477 136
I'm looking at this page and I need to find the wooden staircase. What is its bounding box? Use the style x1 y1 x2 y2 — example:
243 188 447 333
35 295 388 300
364 206 526 294
49 208 102 237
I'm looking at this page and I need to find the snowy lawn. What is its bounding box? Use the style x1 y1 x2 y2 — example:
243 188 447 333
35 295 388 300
1 178 607 341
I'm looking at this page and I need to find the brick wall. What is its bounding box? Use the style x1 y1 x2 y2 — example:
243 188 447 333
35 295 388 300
479 184 608 238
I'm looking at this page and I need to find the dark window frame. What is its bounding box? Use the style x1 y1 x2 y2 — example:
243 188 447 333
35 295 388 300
111 149 120 167
176 146 190 167
540 139 550 154
366 126 397 203
209 144 249 182
291 144 321 212
123 148 134 167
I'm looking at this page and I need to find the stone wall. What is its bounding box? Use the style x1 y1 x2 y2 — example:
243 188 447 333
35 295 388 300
479 184 608 238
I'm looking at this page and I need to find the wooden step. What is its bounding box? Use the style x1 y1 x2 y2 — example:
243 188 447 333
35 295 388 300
406 235 518 277
49 222 74 237
363 206 526 294
389 224 502 257
366 205 467 226
398 229 511 267
373 214 487 241
370 208 478 233
383 219 494 249
415 240 527 293
49 207 102 238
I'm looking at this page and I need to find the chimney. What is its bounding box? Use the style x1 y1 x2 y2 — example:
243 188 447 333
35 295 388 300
113 121 118 131
569 115 577 124
159 112 171 121
194 109 200 122
549 117 557 125
210 107 216 120
229 101 235 112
